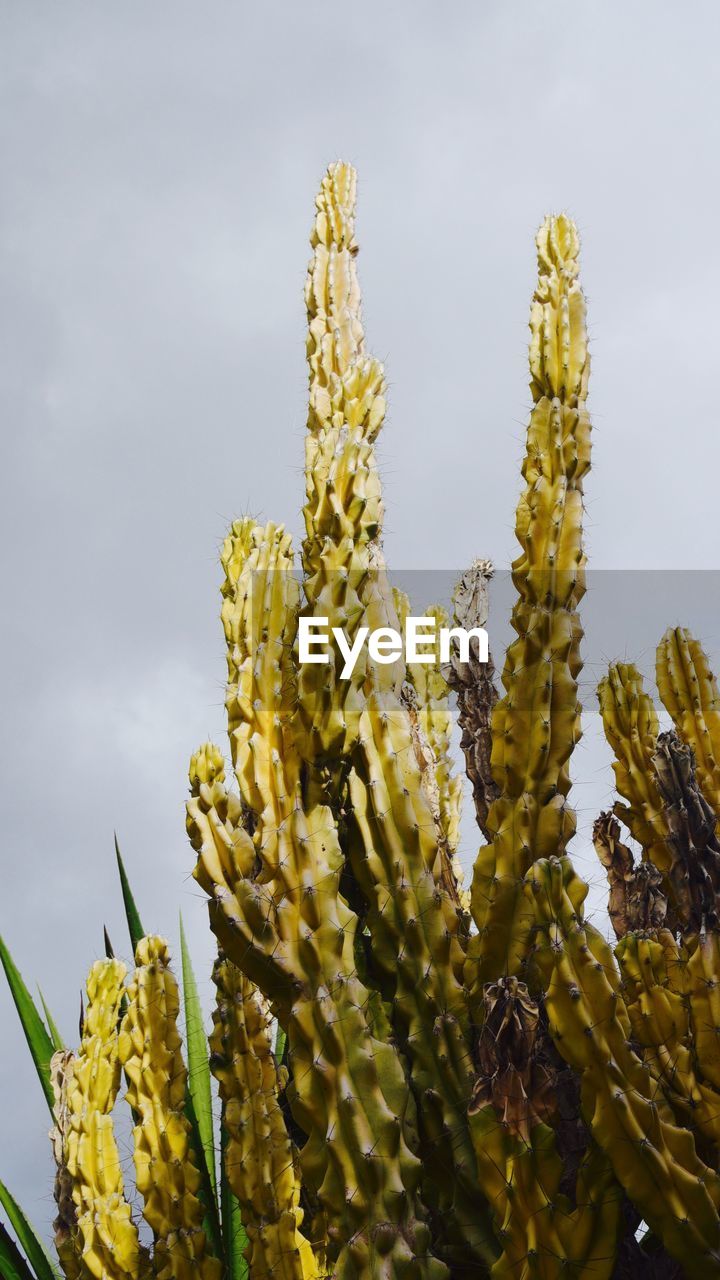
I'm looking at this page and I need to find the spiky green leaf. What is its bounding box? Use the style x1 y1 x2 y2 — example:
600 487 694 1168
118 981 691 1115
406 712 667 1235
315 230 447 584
114 836 145 955
0 1182 59 1280
37 990 64 1054
179 916 216 1194
185 1085 223 1261
179 916 222 1260
0 937 54 1115
0 1221 36 1280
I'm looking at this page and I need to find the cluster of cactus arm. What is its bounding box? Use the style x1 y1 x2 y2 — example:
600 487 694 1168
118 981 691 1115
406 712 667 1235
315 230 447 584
4 161 720 1280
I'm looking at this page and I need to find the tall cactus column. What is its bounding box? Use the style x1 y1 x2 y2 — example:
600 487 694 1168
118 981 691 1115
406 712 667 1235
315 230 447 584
209 953 319 1279
118 938 222 1280
57 959 145 1280
184 167 448 1269
297 164 495 1271
466 215 590 993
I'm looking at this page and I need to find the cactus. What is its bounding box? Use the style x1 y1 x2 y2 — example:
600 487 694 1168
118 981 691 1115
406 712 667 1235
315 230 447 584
464 214 590 994
657 627 720 815
209 955 319 1279
118 937 222 1280
62 959 145 1280
6 161 720 1280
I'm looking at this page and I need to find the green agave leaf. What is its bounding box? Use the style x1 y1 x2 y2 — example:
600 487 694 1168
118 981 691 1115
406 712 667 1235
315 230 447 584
179 916 222 1260
114 836 145 955
221 1111 248 1280
179 916 216 1193
37 990 64 1054
0 1221 36 1280
0 936 54 1116
0 1181 59 1280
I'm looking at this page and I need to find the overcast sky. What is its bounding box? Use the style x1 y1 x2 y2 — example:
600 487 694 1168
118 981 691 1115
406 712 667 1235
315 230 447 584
2 0 720 1239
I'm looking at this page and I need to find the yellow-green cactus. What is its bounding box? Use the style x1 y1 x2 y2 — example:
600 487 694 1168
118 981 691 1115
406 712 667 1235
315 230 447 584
119 938 221 1280
467 977 621 1280
44 961 149 1280
616 930 720 1146
209 954 318 1280
188 163 496 1275
597 661 671 872
299 161 390 762
49 1050 81 1280
63 959 144 1280
188 564 444 1279
466 214 590 991
687 933 720 1092
528 855 720 1274
346 688 494 1268
11 163 720 1280
657 626 720 817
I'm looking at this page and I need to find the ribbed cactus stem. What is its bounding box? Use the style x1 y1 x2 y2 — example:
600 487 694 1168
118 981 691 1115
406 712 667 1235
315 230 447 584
469 1114 619 1280
657 626 720 818
190 745 446 1278
63 959 144 1280
49 1050 81 1280
466 214 590 989
299 161 390 762
528 856 720 1275
617 930 720 1147
467 977 620 1279
210 954 318 1279
347 691 497 1269
597 662 671 871
190 515 445 1275
687 934 720 1092
119 937 221 1280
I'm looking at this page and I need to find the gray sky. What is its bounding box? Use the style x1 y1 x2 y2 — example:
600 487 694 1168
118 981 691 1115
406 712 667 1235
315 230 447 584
2 0 720 1239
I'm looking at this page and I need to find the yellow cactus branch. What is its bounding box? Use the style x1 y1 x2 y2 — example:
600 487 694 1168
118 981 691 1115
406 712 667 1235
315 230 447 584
469 1113 619 1280
210 954 318 1280
347 690 497 1269
597 662 671 870
527 856 720 1275
221 517 300 872
617 931 720 1147
119 938 221 1280
468 977 621 1280
187 743 293 1012
49 1050 81 1280
687 933 720 1092
467 214 590 989
190 515 445 1274
299 161 389 762
63 959 144 1280
657 626 720 817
